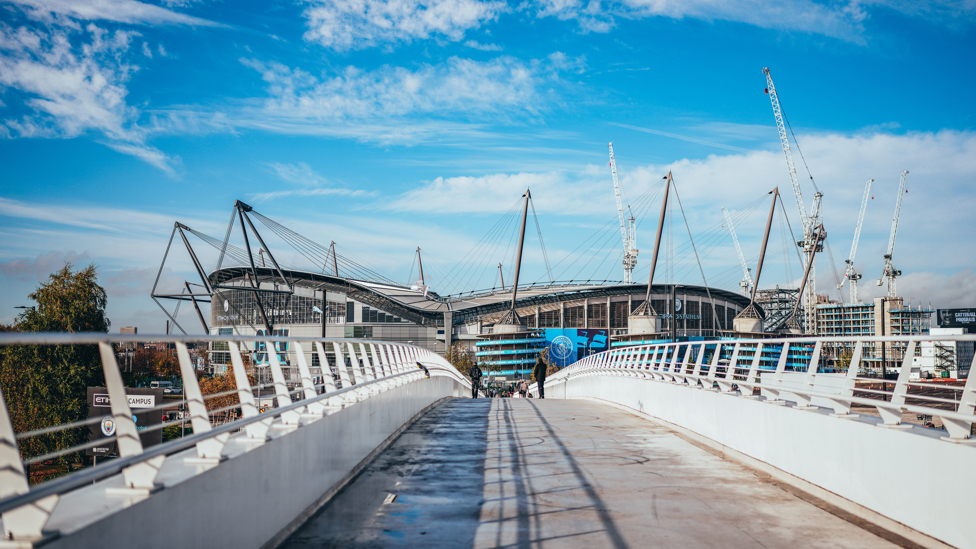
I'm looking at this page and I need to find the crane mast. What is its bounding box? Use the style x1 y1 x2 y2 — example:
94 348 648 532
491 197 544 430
838 179 872 304
609 142 638 283
763 67 821 334
722 208 753 296
877 171 908 298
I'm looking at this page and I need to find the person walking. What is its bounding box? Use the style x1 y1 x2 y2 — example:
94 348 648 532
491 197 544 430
533 356 548 399
468 363 483 398
518 379 528 398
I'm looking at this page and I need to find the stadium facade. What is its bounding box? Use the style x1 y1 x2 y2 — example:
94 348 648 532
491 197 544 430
205 266 753 384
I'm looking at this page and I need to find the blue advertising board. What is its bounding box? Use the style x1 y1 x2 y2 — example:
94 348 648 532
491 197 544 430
543 329 609 368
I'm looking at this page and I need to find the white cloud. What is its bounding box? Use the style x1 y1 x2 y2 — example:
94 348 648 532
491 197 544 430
532 0 976 42
236 54 572 142
141 41 153 57
464 39 502 50
5 0 221 27
0 22 181 172
303 0 505 51
855 270 976 310
250 187 374 202
265 161 329 186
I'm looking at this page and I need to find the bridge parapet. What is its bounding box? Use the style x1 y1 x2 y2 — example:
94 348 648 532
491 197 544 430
533 334 976 549
0 333 469 548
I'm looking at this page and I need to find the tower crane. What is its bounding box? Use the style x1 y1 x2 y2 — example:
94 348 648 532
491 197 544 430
837 179 873 304
877 171 908 298
722 207 753 296
609 142 638 283
763 68 823 333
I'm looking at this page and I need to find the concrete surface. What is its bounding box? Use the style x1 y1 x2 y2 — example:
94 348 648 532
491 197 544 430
283 399 902 549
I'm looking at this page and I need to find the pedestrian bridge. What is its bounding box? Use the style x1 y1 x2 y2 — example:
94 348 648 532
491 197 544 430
1 334 974 549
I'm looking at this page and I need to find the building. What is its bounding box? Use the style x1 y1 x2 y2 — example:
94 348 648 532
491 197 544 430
816 297 932 371
204 266 753 384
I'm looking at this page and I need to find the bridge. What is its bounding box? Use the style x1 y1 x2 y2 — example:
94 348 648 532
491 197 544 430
1 333 974 548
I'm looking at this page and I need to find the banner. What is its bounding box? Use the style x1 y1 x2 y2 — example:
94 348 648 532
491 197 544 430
544 329 609 368
87 387 164 456
937 309 976 329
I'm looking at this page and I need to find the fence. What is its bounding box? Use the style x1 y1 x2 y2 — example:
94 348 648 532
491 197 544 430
0 333 469 545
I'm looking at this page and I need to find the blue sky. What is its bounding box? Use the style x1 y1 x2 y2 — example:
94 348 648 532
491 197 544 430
1 0 974 331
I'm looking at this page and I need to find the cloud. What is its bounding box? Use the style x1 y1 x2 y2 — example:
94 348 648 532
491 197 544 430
6 0 221 27
464 39 502 50
386 171 609 214
265 161 329 186
236 54 574 142
855 270 976 310
532 0 976 42
611 122 753 153
0 251 92 281
249 187 374 202
302 0 505 51
0 22 180 172
0 196 183 234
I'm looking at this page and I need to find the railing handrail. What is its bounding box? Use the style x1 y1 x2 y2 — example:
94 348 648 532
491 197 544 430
537 334 976 443
0 367 433 516
0 333 470 542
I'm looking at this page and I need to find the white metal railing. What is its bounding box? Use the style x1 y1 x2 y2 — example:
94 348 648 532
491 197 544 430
536 335 976 442
0 333 469 543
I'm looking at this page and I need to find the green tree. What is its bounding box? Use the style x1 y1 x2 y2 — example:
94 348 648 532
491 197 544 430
445 342 475 378
0 263 110 466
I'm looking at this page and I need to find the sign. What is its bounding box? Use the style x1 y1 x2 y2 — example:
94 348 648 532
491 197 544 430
87 387 164 456
543 329 609 368
937 309 976 329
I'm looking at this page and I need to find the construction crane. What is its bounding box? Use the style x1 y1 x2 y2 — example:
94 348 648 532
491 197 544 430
877 171 908 297
609 142 638 283
722 207 753 296
837 179 873 304
763 68 823 333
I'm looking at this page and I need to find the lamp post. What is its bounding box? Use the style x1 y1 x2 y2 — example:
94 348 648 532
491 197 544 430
879 297 887 401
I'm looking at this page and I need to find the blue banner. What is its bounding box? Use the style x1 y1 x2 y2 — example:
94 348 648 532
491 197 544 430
544 329 609 368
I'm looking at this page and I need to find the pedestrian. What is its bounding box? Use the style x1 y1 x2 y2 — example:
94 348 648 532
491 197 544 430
518 379 528 398
533 356 548 399
468 363 483 398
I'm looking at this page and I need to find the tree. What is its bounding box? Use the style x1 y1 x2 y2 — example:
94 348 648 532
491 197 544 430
531 348 559 382
0 263 110 465
445 342 475 378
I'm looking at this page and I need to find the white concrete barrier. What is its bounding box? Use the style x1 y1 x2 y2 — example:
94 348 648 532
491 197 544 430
41 376 464 549
551 373 976 549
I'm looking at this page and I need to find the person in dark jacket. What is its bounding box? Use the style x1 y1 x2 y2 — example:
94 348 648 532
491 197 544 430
533 356 548 399
468 364 483 398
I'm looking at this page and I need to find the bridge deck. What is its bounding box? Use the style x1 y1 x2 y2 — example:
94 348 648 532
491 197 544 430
283 399 903 549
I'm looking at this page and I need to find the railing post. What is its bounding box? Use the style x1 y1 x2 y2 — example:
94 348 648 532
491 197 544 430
740 342 763 398
716 343 739 393
369 343 387 378
789 341 821 409
0 384 58 542
691 343 706 385
176 342 227 462
229 342 270 440
828 340 862 418
98 342 162 493
763 342 791 404
313 341 338 394
705 343 721 390
267 341 299 425
346 342 366 386
293 343 324 417
331 342 354 390
942 350 976 441
877 340 915 428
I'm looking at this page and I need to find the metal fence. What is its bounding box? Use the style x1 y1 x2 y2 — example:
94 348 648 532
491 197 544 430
536 334 976 442
0 333 469 542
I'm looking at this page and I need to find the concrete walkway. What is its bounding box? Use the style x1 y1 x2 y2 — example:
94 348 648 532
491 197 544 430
283 398 904 549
